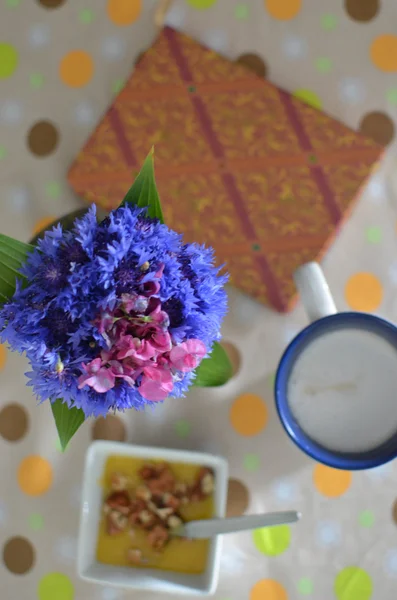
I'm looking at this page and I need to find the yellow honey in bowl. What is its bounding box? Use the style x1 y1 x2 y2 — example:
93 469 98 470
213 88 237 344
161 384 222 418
96 455 214 574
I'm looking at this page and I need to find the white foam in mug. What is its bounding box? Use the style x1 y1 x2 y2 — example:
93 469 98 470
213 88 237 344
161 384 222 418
275 262 397 469
288 327 397 453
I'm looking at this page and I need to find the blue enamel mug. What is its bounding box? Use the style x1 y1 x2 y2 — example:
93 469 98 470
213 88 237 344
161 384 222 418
275 262 397 470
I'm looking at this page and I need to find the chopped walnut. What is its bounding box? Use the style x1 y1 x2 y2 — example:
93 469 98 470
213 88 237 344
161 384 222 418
190 467 215 501
129 498 146 525
155 506 174 521
174 482 188 496
158 467 175 488
110 472 130 491
106 518 120 537
127 548 143 565
167 515 183 530
147 500 158 513
147 470 175 495
135 485 152 501
139 464 157 480
147 525 169 550
162 492 181 510
201 472 214 495
106 509 128 535
138 509 157 529
105 491 131 515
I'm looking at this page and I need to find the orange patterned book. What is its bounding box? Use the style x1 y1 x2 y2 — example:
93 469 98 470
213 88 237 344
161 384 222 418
68 26 382 312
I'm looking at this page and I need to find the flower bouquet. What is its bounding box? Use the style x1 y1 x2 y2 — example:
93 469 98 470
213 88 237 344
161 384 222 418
0 150 232 450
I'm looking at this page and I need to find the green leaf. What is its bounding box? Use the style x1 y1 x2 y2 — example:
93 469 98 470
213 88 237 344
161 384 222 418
193 341 233 387
120 148 164 223
0 234 34 306
51 399 85 452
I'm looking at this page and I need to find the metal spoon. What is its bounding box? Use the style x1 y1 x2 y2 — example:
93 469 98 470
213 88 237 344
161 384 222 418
173 510 301 539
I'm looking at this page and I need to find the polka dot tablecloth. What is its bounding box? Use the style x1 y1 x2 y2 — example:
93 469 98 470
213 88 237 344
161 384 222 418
1 1 397 599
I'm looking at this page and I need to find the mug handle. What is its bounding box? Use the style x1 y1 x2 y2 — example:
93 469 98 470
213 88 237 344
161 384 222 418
294 262 337 323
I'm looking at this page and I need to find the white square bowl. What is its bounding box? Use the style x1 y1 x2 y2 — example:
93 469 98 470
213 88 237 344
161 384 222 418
77 440 228 596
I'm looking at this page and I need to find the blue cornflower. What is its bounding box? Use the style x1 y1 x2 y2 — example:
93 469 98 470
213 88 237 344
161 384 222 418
0 205 228 418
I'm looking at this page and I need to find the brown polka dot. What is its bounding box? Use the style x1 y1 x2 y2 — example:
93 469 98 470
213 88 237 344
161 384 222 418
0 404 29 442
344 0 379 22
236 53 268 78
220 341 241 377
92 415 126 441
359 111 395 146
37 0 66 7
392 498 397 525
27 121 59 157
3 537 35 574
226 478 249 517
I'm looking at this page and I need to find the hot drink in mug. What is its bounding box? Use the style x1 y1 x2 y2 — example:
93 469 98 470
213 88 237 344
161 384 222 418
275 262 397 470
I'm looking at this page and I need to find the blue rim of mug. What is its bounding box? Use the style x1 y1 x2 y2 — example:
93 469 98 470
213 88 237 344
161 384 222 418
275 312 397 471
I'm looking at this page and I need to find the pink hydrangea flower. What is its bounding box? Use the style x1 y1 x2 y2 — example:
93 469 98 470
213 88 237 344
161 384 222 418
139 365 174 401
78 358 116 393
116 335 156 362
169 339 206 372
78 262 207 403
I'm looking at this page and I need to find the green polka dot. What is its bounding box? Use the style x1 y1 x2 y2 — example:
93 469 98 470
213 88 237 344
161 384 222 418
234 3 249 19
387 89 397 106
29 513 44 531
298 578 313 595
0 146 7 160
359 510 374 528
112 79 125 94
175 419 191 438
321 14 337 31
366 226 382 244
185 0 217 8
253 524 291 556
79 8 94 23
38 573 74 600
45 181 62 199
334 567 372 600
0 43 18 79
30 72 44 90
244 453 260 472
293 89 322 110
6 0 21 7
315 57 333 73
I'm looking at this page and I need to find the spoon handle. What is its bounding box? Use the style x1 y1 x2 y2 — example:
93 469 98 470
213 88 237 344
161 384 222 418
180 510 301 539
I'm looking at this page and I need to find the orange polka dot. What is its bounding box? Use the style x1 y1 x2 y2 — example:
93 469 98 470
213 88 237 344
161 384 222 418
33 216 55 236
230 393 268 436
59 50 94 88
251 579 288 600
18 455 53 496
107 0 141 25
313 464 352 498
370 35 397 72
345 272 383 312
265 0 301 20
0 344 7 370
